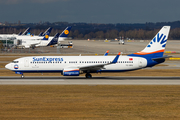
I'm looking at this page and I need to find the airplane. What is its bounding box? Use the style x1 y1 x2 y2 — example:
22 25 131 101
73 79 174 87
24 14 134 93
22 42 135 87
45 26 72 44
15 27 52 41
35 26 72 47
15 27 52 49
17 32 60 49
5 26 170 78
0 27 31 40
16 26 71 48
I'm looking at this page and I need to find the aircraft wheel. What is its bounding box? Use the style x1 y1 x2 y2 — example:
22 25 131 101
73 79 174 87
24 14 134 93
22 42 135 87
21 74 24 78
85 73 92 78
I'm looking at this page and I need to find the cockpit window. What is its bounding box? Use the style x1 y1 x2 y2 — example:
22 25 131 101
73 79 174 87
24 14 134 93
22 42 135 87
12 61 19 63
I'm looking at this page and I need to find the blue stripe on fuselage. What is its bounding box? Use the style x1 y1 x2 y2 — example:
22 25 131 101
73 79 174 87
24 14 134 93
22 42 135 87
13 69 142 74
128 52 165 67
13 70 63 73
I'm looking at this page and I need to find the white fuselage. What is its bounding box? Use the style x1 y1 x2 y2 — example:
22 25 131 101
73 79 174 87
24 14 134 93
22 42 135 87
5 56 147 73
0 33 66 48
0 34 18 40
17 36 66 48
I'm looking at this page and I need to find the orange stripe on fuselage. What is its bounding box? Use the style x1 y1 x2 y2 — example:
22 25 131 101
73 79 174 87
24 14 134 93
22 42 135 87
133 49 164 55
64 69 79 72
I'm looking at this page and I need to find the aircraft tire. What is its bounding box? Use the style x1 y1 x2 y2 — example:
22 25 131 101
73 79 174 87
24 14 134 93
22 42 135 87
21 74 24 78
85 73 92 78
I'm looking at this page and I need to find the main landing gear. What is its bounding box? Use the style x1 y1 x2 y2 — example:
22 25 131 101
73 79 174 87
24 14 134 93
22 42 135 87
85 73 92 78
21 74 24 78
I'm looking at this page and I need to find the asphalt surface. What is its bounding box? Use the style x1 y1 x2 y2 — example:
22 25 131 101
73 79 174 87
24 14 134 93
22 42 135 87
1 40 180 85
3 40 180 54
0 76 180 85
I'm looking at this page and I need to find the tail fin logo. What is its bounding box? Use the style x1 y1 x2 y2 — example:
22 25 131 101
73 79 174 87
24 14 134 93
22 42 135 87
45 35 49 39
147 33 167 48
128 26 170 56
64 30 69 35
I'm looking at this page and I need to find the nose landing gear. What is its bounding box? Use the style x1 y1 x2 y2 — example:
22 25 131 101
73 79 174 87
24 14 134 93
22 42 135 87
21 73 24 78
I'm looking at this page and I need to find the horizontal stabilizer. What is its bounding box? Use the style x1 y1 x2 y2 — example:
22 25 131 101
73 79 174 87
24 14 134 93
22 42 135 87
152 55 171 60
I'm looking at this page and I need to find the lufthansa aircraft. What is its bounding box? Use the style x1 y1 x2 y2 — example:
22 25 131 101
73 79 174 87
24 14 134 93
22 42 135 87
16 26 71 48
16 27 52 49
5 26 170 78
36 26 72 47
0 27 31 40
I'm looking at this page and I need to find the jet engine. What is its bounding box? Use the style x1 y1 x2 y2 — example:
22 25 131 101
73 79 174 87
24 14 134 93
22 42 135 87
63 68 80 76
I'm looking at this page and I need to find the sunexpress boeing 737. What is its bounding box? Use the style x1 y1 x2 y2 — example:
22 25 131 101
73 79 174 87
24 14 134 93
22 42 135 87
5 26 170 78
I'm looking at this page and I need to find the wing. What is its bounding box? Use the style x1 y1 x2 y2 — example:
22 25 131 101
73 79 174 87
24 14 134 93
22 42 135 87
79 52 121 72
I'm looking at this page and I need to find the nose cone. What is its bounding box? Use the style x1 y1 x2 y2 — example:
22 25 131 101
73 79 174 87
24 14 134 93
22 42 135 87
5 63 11 70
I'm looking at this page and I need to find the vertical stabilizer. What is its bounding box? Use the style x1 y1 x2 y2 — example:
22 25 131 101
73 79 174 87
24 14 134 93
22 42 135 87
129 26 170 58
42 27 52 40
47 33 60 46
60 26 72 37
22 27 31 35
128 26 171 67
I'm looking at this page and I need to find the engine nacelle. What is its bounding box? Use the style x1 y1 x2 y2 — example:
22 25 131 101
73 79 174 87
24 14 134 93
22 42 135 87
63 68 80 76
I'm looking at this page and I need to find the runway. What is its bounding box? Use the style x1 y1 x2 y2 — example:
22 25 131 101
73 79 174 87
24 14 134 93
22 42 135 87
0 76 180 85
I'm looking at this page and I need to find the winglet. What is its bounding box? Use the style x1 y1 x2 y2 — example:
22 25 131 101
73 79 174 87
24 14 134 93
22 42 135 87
104 50 109 56
111 52 121 63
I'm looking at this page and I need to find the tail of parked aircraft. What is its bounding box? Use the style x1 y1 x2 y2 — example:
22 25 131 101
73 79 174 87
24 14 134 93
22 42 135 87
38 32 43 36
22 27 31 36
42 27 52 40
59 26 72 37
47 33 60 46
18 32 22 35
128 26 171 67
42 27 52 36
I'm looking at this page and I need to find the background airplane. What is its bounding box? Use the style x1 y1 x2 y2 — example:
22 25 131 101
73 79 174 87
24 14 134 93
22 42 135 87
14 26 71 48
14 27 52 49
0 27 31 40
47 26 72 44
5 26 170 78
35 26 72 47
